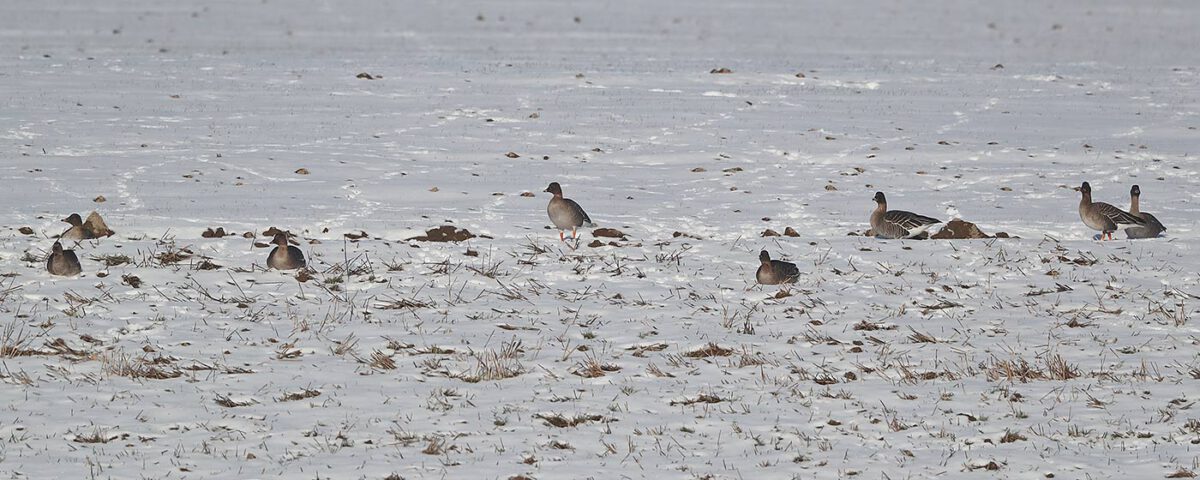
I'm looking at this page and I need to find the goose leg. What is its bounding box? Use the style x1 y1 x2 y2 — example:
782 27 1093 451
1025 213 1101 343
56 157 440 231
559 230 565 242
571 227 578 239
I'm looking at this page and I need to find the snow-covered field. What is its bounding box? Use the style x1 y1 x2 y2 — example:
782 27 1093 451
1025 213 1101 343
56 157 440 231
2 0 1199 478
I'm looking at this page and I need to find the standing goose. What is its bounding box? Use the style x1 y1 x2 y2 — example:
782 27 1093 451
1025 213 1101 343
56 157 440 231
46 241 82 276
544 182 595 241
870 192 942 239
756 250 800 285
1076 182 1144 240
1126 185 1166 239
60 213 91 241
267 233 306 270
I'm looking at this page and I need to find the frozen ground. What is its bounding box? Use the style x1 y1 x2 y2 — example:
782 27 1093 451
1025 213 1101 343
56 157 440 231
1 0 1199 478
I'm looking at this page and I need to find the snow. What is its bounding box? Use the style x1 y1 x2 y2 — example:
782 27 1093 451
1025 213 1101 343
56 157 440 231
1 0 1199 479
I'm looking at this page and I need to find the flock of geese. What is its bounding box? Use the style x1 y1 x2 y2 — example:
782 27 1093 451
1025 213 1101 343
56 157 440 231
42 181 1168 284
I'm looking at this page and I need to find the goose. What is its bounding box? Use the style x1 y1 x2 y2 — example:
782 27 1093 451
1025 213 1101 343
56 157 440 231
60 213 92 241
1076 182 1144 240
1125 185 1166 239
267 233 306 270
756 250 799 285
46 241 82 276
870 192 942 239
544 182 595 241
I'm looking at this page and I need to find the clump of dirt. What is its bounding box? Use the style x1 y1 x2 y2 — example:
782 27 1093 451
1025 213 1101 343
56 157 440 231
122 274 142 288
18 226 34 235
762 229 780 237
156 248 193 265
295 269 314 283
201 227 229 238
783 227 800 237
684 343 735 358
408 226 476 242
931 219 1000 239
592 228 625 239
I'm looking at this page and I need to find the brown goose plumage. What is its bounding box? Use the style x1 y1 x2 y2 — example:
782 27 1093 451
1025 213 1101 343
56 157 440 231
46 241 82 276
1076 182 1144 240
870 192 941 239
59 213 91 241
756 250 799 285
544 182 595 241
1125 185 1165 239
267 233 306 270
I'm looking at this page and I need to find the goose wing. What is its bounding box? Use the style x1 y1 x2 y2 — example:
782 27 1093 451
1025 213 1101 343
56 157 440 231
1139 212 1165 231
774 261 800 281
883 210 941 231
567 199 594 226
1094 202 1145 226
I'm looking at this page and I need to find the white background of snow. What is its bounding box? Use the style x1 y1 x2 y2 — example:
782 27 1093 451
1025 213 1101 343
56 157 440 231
1 0 1199 478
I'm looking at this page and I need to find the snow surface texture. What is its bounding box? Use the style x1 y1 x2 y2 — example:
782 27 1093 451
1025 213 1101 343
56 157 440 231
1 0 1199 479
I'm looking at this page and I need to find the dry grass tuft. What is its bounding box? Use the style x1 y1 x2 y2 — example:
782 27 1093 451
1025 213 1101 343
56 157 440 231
90 253 132 267
570 356 620 378
455 340 524 383
369 350 397 370
376 297 431 310
999 429 1027 443
907 327 939 343
214 394 257 408
102 352 182 380
0 322 41 358
155 245 193 266
533 412 609 428
277 389 321 402
669 393 727 406
984 354 1079 383
684 342 734 358
71 428 121 444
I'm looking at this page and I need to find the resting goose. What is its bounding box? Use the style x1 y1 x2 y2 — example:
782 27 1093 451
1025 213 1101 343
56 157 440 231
1125 185 1166 239
46 241 82 276
267 233 306 270
1076 182 1144 240
60 213 91 241
756 250 799 285
544 182 595 241
870 192 942 239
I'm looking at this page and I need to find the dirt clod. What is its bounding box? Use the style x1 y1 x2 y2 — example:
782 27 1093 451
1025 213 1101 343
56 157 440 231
930 219 990 239
592 228 625 239
407 226 476 242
